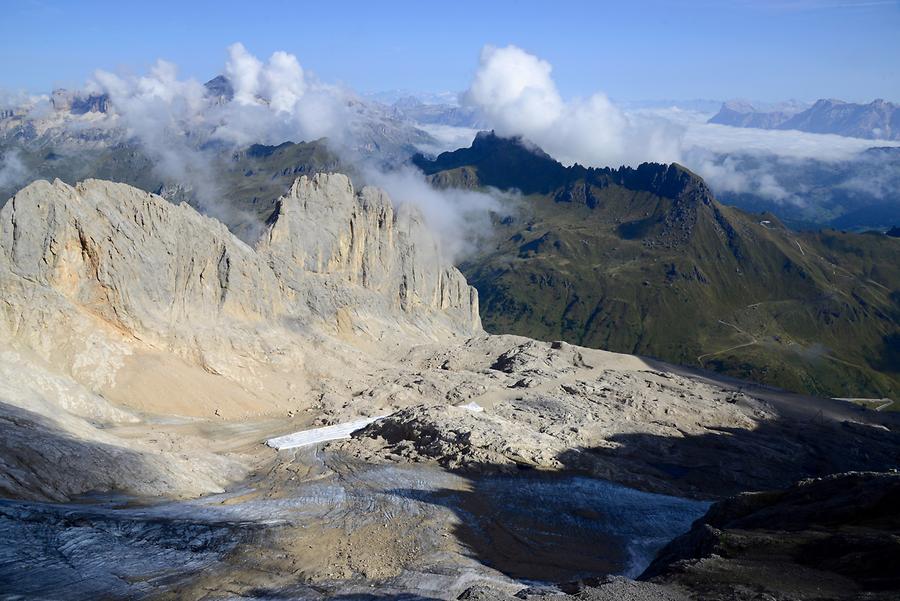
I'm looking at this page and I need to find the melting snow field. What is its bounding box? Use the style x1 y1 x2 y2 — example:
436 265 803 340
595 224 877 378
266 403 485 450
265 415 387 449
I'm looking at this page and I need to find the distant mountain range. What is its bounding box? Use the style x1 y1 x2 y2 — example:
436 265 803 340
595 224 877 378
0 75 441 170
414 132 900 399
709 98 900 140
388 95 486 128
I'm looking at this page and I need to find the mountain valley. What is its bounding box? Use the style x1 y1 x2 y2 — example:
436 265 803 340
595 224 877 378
2 23 900 600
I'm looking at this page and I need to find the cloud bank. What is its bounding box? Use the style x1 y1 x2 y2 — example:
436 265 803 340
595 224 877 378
459 45 899 210
462 45 683 167
82 45 498 253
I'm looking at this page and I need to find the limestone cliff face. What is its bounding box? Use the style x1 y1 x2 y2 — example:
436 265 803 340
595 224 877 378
0 175 480 417
1 179 284 331
259 173 480 333
0 179 293 389
0 173 482 500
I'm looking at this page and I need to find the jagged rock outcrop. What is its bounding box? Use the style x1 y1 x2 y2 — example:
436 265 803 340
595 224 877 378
258 173 480 332
0 174 479 500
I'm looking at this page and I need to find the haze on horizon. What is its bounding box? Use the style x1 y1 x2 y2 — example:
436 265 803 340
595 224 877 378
1 0 899 104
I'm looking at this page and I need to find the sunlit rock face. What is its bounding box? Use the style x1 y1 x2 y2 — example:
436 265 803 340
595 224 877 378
259 172 480 332
0 174 479 501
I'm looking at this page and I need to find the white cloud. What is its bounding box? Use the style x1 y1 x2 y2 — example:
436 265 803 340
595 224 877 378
463 46 563 134
413 123 479 156
225 43 263 106
0 89 34 111
0 149 29 195
90 60 220 214
461 46 900 207
262 51 307 113
225 44 309 115
462 45 683 167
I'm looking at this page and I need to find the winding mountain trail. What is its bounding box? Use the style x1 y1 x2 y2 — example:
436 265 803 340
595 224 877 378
696 320 759 364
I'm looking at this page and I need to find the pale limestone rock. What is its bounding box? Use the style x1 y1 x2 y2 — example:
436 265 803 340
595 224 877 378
0 176 478 390
0 174 480 500
258 173 480 336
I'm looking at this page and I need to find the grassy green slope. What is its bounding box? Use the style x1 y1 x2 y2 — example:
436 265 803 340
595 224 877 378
416 133 900 398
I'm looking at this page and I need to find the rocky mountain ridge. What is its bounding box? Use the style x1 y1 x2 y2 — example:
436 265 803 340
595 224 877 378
416 132 900 398
709 98 900 140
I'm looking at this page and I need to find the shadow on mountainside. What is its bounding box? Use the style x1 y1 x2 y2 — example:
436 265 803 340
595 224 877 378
0 401 178 502
0 401 278 600
639 471 900 600
379 401 900 585
386 468 707 583
556 411 900 500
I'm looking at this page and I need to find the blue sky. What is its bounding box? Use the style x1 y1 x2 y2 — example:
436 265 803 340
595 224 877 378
1 0 898 102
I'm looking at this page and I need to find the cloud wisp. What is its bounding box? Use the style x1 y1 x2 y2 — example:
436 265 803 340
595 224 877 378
362 164 506 262
0 149 29 195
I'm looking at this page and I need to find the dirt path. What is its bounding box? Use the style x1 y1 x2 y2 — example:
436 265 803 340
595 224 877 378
696 320 758 364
